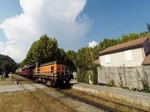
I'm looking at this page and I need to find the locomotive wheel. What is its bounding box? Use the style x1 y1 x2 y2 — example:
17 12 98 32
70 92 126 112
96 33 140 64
46 80 51 86
35 78 39 83
41 78 46 84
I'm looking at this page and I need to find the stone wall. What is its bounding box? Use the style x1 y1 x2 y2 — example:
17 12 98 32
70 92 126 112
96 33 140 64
98 66 150 89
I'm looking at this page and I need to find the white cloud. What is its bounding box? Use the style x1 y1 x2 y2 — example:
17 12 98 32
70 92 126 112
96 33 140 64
0 0 90 62
89 41 98 48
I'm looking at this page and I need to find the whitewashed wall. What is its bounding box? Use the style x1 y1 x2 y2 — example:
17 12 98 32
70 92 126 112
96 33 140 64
99 47 145 67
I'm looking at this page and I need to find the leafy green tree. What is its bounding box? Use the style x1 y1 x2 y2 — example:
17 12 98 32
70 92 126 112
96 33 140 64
147 23 150 32
21 34 60 66
0 54 17 75
57 48 67 60
139 32 148 37
66 50 76 70
76 47 97 83
121 35 128 43
128 33 139 41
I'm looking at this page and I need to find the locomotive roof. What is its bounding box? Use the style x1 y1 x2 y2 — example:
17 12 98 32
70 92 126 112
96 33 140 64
39 60 66 67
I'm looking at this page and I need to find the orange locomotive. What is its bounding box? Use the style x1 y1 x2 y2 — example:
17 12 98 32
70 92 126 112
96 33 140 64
33 60 71 87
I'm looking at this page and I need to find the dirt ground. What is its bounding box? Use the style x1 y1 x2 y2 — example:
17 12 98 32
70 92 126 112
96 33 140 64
0 89 74 112
0 76 74 112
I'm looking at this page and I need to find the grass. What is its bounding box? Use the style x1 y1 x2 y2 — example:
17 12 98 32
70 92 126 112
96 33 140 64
0 75 74 112
0 89 74 112
0 74 74 112
0 74 33 86
0 76 16 86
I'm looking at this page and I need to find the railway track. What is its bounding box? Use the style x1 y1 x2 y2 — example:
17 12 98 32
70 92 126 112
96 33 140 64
12 74 76 112
12 74 149 112
12 75 119 112
11 75 108 111
57 89 119 112
58 89 149 112
20 84 77 112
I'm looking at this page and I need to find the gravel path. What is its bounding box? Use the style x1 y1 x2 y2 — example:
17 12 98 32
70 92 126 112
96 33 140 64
0 84 47 93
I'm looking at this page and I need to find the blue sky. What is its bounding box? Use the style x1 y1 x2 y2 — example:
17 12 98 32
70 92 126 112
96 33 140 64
0 0 150 62
0 0 21 42
84 0 150 42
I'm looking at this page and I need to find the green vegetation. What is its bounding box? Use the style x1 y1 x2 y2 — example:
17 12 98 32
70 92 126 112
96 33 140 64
20 34 76 70
20 34 61 66
0 54 17 76
75 32 149 84
20 31 150 84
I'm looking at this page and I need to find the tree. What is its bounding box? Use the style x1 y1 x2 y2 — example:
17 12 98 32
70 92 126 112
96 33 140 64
0 54 17 75
57 48 67 60
147 23 150 32
121 35 128 43
66 50 76 70
139 32 148 37
128 33 139 41
76 47 97 83
21 34 60 66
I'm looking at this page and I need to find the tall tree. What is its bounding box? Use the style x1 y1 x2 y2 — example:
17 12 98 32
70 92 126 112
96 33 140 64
57 48 67 60
21 34 60 66
121 35 128 43
147 23 150 32
0 54 17 74
66 50 76 70
76 47 97 83
128 33 139 41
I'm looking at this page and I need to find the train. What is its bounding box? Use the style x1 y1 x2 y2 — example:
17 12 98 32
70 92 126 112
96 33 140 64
16 60 72 88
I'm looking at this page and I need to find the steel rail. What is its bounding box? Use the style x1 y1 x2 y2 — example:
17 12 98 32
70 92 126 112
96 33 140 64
12 74 77 112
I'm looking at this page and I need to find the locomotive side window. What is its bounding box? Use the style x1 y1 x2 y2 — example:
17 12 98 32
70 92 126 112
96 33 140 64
37 68 40 73
51 66 54 73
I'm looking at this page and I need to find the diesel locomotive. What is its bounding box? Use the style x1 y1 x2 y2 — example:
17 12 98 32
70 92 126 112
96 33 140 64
19 60 72 87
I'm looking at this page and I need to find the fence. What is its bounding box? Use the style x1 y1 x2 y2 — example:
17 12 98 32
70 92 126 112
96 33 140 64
98 65 150 89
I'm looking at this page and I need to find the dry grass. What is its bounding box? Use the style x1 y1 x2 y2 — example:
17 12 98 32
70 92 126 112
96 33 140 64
0 77 16 86
0 89 74 112
0 74 33 86
0 74 74 112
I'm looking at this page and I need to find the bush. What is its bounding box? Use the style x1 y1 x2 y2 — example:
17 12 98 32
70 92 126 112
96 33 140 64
107 79 115 87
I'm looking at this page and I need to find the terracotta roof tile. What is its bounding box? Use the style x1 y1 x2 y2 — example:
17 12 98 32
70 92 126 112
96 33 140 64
142 54 150 65
99 37 148 55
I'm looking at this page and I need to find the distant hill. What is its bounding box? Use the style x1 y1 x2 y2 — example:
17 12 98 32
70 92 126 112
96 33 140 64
0 54 17 75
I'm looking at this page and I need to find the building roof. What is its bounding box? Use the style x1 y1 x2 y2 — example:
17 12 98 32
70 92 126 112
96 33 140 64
142 54 150 65
99 37 148 55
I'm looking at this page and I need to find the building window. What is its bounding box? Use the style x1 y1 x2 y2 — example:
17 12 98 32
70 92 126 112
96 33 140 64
125 50 133 61
105 55 110 64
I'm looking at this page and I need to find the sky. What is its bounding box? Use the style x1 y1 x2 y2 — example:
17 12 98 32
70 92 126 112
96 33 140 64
0 0 150 62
